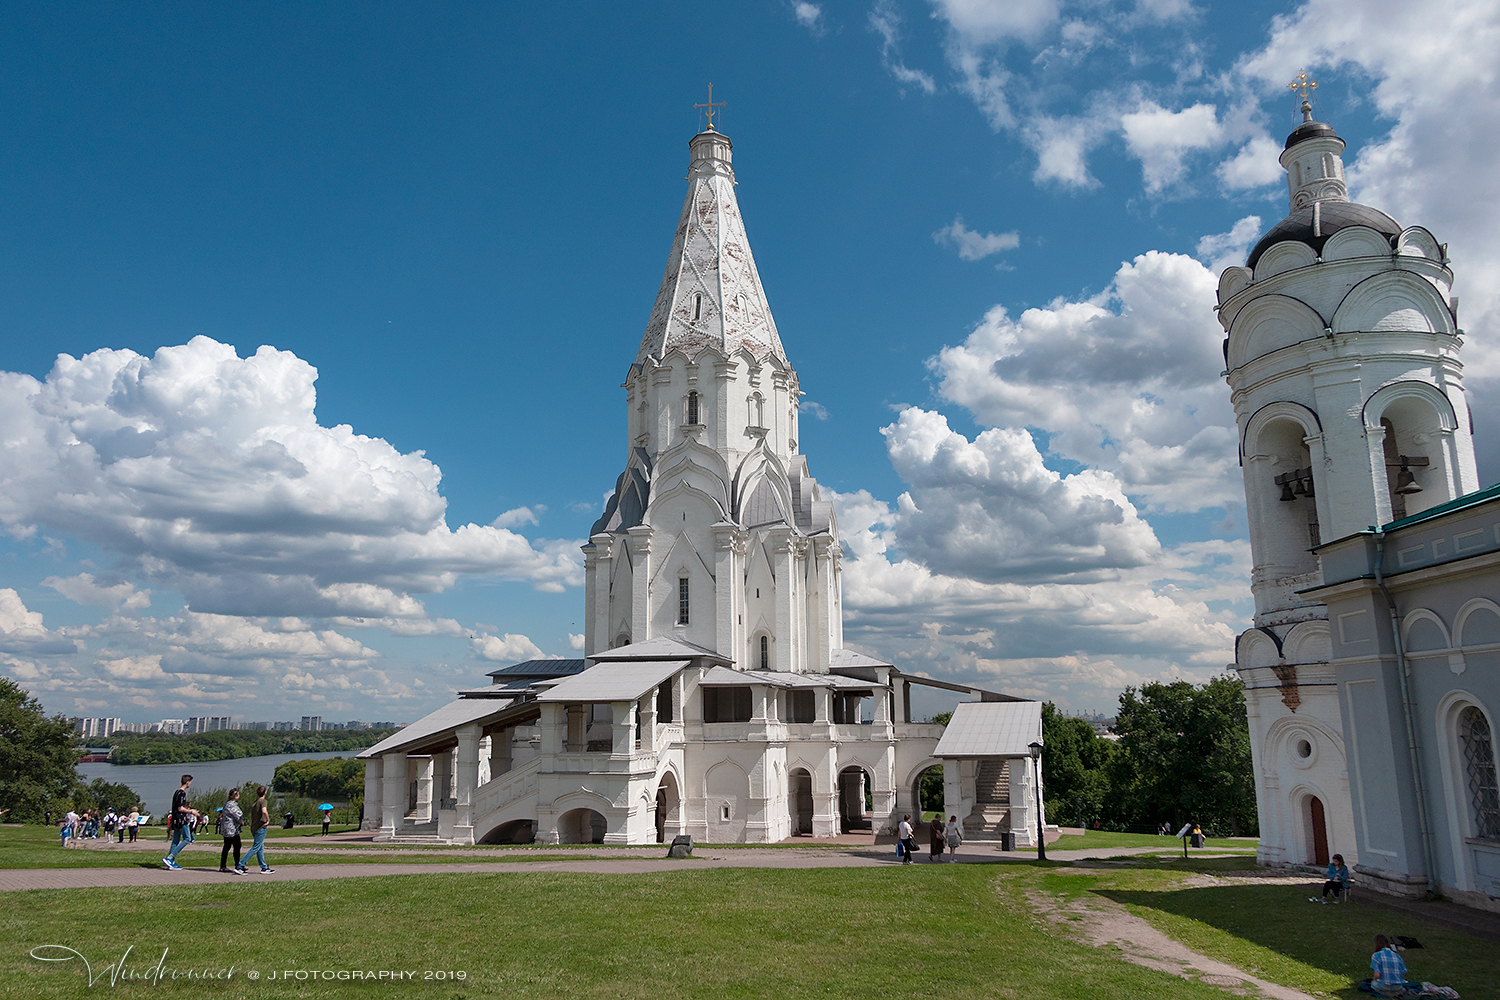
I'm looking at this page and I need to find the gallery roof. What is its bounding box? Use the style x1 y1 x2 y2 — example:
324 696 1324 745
932 701 1043 759
534 660 688 703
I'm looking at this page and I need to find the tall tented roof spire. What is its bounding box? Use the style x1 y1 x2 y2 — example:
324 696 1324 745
635 127 786 367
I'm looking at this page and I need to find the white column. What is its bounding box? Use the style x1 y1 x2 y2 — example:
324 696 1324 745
454 724 481 845
380 751 407 838
540 703 564 756
432 750 453 812
713 523 745 664
640 695 657 755
588 533 615 654
415 757 434 821
490 726 512 778
362 757 383 831
611 701 635 758
627 526 654 641
768 527 794 671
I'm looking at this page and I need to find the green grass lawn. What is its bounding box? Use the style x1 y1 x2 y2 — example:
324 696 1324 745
1041 856 1495 999
8 865 1280 1000
1047 829 1257 853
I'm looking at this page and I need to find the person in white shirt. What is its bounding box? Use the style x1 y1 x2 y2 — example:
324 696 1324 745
897 814 915 864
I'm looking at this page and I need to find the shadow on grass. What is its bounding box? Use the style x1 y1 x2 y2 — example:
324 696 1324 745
1094 881 1493 1000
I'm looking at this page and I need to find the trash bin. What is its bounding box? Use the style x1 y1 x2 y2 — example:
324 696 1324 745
1000 831 1015 851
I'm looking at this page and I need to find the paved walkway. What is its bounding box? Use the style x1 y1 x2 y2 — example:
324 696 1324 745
0 843 1248 892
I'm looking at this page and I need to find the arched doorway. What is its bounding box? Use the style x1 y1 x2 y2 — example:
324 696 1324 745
912 764 944 823
1307 795 1329 866
654 772 681 844
837 766 872 833
788 768 814 835
558 807 607 844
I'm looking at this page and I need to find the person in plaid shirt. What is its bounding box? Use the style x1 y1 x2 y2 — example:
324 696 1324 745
1369 935 1409 997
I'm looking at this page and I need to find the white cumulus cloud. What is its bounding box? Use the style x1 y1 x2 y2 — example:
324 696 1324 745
933 215 1021 262
471 632 548 663
44 573 151 613
931 250 1237 512
0 337 584 618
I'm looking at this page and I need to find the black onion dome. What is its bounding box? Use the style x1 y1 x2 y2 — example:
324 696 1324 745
1245 201 1402 269
1284 119 1339 150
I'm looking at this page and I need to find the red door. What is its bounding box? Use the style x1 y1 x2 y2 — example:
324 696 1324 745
1310 796 1329 866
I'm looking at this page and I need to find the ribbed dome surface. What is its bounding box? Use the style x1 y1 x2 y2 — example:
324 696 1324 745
1245 202 1401 269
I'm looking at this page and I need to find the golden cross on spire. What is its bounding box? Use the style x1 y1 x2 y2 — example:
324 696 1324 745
695 82 726 132
1288 70 1318 102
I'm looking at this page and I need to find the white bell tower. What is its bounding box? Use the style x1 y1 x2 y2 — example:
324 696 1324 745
1219 81 1477 867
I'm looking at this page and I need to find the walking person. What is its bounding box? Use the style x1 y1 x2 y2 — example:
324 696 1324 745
126 807 140 843
898 814 915 864
219 789 246 874
162 774 200 870
243 785 275 874
945 814 963 862
928 814 946 861
60 808 78 848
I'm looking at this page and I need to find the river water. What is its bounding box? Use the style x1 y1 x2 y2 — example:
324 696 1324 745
77 751 356 817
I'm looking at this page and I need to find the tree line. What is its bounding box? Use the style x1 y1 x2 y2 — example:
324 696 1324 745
272 757 365 801
107 726 399 764
1042 674 1257 837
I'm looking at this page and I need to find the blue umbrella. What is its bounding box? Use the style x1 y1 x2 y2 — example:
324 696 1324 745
318 803 334 811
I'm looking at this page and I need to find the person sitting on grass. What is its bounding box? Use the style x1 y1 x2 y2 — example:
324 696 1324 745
1364 935 1413 997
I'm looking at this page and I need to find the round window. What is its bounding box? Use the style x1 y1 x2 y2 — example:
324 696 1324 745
1296 739 1313 759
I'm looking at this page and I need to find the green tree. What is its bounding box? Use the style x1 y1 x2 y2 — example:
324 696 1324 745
0 679 81 823
1040 703 1115 827
75 778 142 815
1110 674 1256 837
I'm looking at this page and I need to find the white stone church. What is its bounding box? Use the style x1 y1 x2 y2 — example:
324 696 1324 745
1228 95 1500 909
359 123 1045 846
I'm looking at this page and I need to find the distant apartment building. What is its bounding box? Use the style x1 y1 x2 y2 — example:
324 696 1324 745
183 716 231 734
273 720 295 731
233 721 272 730
157 719 187 735
113 721 156 734
72 717 122 738
300 716 322 731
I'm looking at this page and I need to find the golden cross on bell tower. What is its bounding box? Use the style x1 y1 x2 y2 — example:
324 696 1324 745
1287 70 1318 119
695 83 726 132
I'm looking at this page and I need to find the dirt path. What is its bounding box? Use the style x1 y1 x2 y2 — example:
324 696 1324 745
1031 880 1317 1000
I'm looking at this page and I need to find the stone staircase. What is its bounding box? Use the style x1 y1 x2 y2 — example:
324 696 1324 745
384 819 444 845
965 760 1011 837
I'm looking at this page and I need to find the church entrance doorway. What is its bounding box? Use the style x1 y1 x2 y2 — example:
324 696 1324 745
837 766 872 833
788 768 813 835
558 807 607 844
913 764 944 831
654 772 680 844
1308 795 1329 866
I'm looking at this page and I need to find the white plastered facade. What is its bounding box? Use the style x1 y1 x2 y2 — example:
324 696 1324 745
1222 105 1478 873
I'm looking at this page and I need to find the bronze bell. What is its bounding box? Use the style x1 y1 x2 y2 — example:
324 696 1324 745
1279 481 1296 502
1395 461 1422 495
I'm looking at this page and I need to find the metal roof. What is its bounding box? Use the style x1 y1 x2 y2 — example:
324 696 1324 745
587 636 725 663
357 696 536 758
534 660 687 703
484 658 587 679
1246 201 1400 269
932 701 1043 759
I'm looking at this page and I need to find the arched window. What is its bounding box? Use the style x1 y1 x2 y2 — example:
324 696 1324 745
687 391 700 425
1460 706 1500 840
760 634 769 670
677 577 690 625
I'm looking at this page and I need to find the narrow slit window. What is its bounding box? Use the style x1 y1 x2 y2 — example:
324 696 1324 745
687 391 700 425
760 634 769 670
678 577 690 625
694 294 702 321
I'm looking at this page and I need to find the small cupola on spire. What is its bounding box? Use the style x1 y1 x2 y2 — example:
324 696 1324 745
1279 72 1348 212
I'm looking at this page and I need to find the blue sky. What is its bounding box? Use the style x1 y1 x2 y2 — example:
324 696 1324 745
4 1 1499 723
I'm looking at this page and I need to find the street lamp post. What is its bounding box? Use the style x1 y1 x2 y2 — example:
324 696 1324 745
1028 740 1046 862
